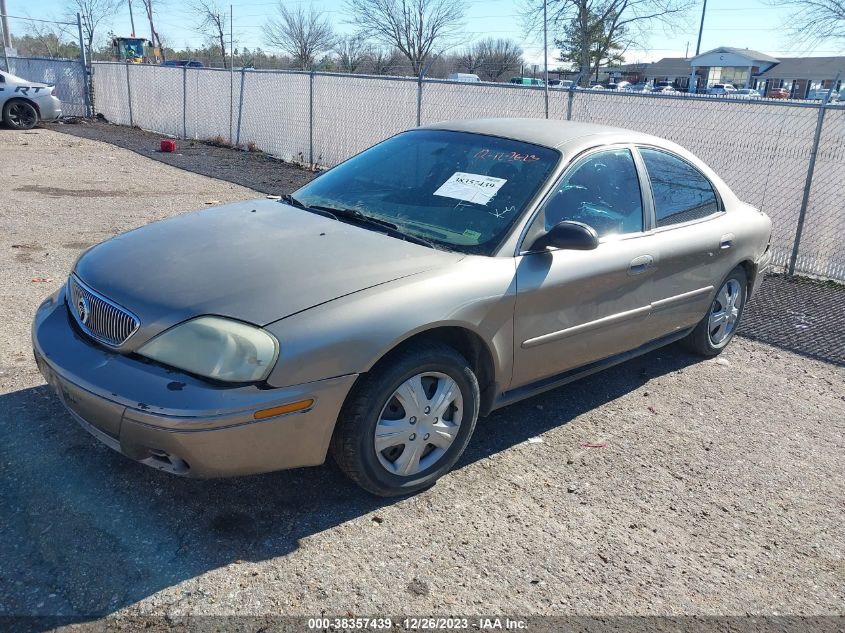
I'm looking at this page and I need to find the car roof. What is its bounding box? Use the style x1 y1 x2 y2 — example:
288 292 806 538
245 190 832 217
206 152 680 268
419 118 666 152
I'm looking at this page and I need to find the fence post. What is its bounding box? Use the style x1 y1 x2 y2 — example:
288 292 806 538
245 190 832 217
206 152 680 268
182 66 187 139
788 72 840 275
125 63 134 127
417 72 423 127
235 67 246 147
76 13 92 117
566 71 584 121
309 70 315 168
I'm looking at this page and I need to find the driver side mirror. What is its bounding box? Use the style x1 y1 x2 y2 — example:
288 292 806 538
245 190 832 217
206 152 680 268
528 220 600 252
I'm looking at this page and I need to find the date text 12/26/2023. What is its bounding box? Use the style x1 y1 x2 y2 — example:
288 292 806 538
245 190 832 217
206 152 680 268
307 617 528 630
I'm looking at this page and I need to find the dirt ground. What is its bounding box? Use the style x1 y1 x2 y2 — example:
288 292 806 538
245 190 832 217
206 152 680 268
1 127 843 624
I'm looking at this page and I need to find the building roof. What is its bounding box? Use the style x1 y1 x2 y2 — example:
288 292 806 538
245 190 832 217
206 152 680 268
693 46 781 64
642 57 692 77
759 56 845 79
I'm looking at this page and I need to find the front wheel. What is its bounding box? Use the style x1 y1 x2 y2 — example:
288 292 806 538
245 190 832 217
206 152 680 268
3 100 39 130
682 266 747 356
330 341 480 497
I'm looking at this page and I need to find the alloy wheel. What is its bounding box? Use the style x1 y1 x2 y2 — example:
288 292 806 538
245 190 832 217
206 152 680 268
708 278 743 345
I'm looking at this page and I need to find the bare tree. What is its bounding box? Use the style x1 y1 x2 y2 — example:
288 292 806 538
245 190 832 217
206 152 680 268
188 0 229 67
457 38 523 81
367 46 404 74
527 0 691 85
24 18 70 58
767 0 845 44
139 0 164 52
345 0 465 76
334 34 369 72
67 0 119 61
264 4 335 70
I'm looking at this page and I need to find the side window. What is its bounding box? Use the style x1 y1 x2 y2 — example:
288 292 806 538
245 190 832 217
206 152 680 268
640 148 720 227
542 148 643 237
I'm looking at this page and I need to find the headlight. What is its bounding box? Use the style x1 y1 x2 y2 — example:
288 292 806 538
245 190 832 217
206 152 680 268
138 316 279 383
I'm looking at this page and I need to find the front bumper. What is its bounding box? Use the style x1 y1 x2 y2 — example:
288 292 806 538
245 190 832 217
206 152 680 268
32 287 358 478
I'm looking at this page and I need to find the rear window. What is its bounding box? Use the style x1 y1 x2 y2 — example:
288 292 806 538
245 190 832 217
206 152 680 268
640 148 720 227
293 130 560 255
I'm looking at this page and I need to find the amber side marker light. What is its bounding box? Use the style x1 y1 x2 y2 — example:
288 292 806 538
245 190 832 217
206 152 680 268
254 399 314 420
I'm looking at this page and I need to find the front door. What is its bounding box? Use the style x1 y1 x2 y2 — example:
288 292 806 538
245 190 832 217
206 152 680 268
511 147 657 390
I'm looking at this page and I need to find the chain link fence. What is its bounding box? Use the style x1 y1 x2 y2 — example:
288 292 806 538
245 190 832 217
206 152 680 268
5 57 88 117
19 59 842 282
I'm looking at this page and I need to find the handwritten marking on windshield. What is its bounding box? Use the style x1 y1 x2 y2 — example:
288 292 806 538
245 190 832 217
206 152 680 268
475 149 541 162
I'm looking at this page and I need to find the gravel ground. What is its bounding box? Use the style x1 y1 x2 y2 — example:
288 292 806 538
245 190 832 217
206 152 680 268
1 127 844 624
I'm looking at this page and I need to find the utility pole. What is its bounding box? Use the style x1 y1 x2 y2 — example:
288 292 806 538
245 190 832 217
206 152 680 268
128 0 136 36
687 0 707 92
543 0 549 119
0 0 12 71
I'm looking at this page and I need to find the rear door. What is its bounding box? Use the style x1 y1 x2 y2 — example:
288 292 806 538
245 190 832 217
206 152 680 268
511 146 659 389
635 146 734 340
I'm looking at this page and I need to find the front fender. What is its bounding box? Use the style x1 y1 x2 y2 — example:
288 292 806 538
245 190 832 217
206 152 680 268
264 256 518 389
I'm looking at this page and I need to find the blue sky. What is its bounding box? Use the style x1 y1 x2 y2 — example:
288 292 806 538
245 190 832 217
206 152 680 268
20 0 845 64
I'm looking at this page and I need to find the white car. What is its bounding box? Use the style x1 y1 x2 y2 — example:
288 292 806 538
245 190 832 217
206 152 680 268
733 88 762 99
806 87 839 101
447 73 481 83
707 84 737 96
0 70 62 129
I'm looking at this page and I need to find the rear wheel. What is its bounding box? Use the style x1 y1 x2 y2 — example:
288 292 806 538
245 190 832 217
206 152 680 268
330 341 479 497
3 100 39 130
682 266 747 356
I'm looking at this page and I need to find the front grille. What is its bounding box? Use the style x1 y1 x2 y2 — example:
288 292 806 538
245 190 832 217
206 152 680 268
68 275 140 347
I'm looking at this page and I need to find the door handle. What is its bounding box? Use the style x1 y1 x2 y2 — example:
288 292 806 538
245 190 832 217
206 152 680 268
628 254 653 275
720 233 735 249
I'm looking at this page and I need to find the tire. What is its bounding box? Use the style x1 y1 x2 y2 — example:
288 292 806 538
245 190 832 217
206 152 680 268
330 341 480 497
682 265 748 357
3 100 39 130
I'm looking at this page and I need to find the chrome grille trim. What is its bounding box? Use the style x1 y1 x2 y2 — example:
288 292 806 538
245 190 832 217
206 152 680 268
68 275 140 348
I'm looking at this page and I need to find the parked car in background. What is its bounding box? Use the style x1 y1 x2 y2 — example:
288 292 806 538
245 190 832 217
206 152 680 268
510 77 545 86
708 84 737 95
806 87 839 101
624 83 651 93
448 73 481 83
733 88 762 99
651 86 680 94
767 86 790 99
162 59 204 68
615 81 631 90
552 80 574 90
33 118 772 496
0 70 62 130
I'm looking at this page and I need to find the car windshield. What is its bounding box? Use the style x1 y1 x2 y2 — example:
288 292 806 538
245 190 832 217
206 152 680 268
291 129 560 255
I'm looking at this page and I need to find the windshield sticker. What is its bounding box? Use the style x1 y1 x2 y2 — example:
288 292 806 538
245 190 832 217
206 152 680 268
462 229 482 241
474 149 541 162
434 172 507 206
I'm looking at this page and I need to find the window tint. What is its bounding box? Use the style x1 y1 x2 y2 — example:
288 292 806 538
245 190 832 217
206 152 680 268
543 149 643 237
640 148 719 227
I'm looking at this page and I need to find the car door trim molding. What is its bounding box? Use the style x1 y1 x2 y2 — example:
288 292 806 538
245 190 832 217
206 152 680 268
651 285 714 311
522 304 652 348
521 285 713 349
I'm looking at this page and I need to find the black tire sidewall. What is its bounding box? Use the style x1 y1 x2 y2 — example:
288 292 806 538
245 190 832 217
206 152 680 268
349 350 479 495
3 100 38 130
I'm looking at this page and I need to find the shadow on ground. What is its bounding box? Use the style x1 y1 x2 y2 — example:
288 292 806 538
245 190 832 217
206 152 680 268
0 346 697 621
740 274 845 366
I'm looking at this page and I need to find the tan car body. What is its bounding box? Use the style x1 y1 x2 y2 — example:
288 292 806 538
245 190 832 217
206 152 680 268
33 119 772 478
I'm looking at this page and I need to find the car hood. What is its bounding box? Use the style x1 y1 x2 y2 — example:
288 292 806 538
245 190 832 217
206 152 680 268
73 199 463 344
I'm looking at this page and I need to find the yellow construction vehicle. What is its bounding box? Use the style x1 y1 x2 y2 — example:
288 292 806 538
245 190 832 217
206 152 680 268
112 37 161 64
